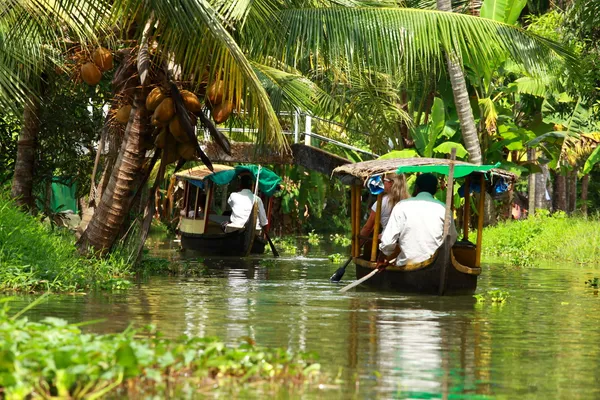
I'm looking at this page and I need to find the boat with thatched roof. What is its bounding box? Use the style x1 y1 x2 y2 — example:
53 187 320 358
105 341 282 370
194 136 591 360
333 157 516 295
175 164 281 257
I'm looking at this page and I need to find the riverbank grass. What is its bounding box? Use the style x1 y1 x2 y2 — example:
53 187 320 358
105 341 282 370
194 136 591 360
0 297 321 398
482 210 600 267
0 195 132 292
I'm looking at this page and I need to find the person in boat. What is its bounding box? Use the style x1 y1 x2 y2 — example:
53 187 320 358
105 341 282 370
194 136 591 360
360 173 409 238
379 173 457 266
222 174 268 233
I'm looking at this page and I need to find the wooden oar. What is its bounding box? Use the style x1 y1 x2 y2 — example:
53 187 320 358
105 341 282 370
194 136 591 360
329 256 353 282
264 231 279 258
339 259 394 293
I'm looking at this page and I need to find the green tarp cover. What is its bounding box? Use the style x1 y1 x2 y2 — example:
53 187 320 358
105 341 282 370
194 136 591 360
205 165 282 197
396 162 501 178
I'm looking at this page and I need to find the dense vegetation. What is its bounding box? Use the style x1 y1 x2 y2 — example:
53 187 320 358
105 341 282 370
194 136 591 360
0 194 132 293
482 210 600 267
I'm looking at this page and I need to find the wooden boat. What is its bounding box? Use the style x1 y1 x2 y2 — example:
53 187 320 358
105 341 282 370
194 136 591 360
175 164 281 257
333 157 516 295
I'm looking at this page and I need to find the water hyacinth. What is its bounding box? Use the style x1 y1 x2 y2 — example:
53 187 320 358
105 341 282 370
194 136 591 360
0 299 321 398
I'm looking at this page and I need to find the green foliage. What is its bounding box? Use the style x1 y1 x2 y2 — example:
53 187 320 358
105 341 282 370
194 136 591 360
0 194 132 292
482 210 600 267
307 230 321 245
480 0 527 24
271 236 298 255
411 97 467 160
0 112 20 186
330 233 351 247
0 301 321 398
328 253 344 263
474 289 510 304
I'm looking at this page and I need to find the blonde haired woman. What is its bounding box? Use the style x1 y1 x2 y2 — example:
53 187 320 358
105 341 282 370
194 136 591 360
360 173 409 238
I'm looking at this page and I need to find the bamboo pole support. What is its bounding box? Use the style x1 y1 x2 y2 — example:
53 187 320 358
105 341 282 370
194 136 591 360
351 186 357 258
183 182 189 215
463 175 471 241
370 194 383 262
439 148 457 296
475 174 486 267
203 182 213 233
193 186 200 220
353 185 361 257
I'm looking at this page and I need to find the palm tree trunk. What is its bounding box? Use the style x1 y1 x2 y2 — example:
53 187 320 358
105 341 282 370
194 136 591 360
437 0 483 165
527 148 536 216
10 94 40 210
568 169 577 214
553 172 567 212
76 87 150 255
581 173 589 215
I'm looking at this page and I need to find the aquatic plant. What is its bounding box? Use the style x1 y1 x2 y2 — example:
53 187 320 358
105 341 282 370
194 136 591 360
330 234 351 247
328 253 344 263
0 297 322 398
474 289 510 304
271 236 297 254
585 277 599 288
307 230 321 245
0 194 132 293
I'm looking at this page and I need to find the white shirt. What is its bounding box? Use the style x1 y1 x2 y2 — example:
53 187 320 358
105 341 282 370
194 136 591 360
227 189 268 229
371 195 394 230
379 192 457 266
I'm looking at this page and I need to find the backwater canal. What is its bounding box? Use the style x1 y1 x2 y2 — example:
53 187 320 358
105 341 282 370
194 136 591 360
7 234 600 399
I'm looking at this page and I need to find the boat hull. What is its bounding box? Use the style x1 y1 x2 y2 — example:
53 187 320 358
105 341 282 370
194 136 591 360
354 243 479 295
181 205 261 257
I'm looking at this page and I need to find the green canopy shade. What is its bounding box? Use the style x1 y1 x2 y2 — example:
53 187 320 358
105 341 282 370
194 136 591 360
396 163 501 178
196 165 281 196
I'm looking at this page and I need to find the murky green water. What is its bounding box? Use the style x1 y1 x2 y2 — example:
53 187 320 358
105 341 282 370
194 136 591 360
7 235 600 399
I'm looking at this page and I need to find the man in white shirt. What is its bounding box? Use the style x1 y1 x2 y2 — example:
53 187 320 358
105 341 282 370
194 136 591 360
379 173 457 266
223 175 268 233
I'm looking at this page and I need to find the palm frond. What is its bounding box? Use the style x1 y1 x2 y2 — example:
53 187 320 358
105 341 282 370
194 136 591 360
276 8 578 82
111 0 287 151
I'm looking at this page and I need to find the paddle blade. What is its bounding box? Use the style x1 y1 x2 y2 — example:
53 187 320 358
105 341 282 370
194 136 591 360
329 267 345 282
330 256 353 282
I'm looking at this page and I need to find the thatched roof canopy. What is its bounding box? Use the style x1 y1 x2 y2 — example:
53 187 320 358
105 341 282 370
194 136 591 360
175 164 234 181
332 158 516 185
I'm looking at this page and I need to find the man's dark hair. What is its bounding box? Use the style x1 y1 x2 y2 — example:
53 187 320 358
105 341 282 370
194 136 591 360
415 173 438 195
240 174 254 190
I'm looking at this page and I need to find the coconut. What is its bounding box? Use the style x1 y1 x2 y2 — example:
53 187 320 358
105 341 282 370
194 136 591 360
146 87 166 111
207 80 224 106
213 100 233 124
154 129 167 149
92 47 113 71
81 62 102 86
181 90 202 113
177 142 197 160
169 117 190 143
115 105 132 124
153 97 175 123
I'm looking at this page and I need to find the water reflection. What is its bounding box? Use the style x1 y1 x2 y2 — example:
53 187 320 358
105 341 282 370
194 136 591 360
5 237 600 399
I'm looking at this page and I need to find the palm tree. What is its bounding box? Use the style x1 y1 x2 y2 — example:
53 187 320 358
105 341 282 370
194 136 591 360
2 0 577 255
436 0 482 164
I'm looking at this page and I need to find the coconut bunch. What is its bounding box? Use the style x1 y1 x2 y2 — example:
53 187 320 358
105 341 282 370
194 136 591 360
80 47 113 86
146 87 204 163
205 80 234 124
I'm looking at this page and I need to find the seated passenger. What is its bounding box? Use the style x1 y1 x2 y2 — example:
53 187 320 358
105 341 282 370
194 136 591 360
222 175 268 233
360 173 409 238
379 173 457 266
